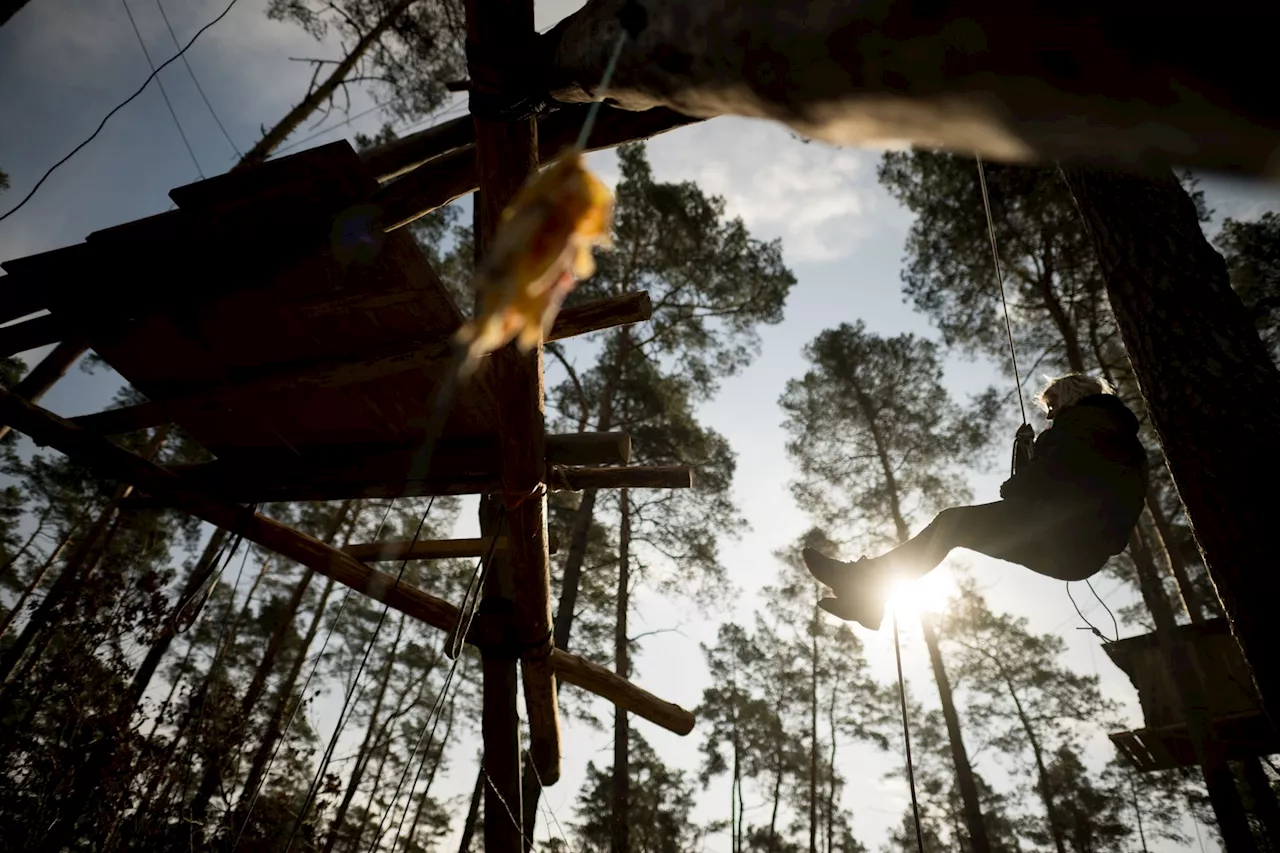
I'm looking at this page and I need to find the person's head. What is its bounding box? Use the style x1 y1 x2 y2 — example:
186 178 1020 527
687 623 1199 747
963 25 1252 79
1036 374 1115 420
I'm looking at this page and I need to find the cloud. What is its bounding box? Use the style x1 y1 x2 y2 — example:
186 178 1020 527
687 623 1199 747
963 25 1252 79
637 117 908 265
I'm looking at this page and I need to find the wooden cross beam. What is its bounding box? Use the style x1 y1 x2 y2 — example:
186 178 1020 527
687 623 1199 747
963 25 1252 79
0 386 695 737
341 535 561 562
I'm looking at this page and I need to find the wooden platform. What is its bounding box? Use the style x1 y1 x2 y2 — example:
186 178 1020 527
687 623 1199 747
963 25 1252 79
1105 618 1280 771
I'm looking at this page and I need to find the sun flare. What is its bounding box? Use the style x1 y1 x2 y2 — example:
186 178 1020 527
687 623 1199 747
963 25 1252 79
883 570 955 624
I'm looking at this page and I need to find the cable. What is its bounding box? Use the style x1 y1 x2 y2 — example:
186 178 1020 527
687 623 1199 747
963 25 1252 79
0 0 243 225
891 614 926 853
1066 582 1113 643
121 0 204 178
975 155 1027 425
154 0 242 157
1086 578 1121 642
283 498 436 853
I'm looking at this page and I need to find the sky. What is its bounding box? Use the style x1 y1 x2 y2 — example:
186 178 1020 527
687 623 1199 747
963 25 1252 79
4 0 1280 849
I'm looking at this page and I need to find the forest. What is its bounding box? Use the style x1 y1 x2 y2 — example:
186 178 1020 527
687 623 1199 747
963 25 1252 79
3 0 1280 850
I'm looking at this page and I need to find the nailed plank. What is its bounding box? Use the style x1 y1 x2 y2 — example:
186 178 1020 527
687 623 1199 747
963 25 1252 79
546 292 651 343
0 386 501 647
361 115 474 184
550 647 695 735
550 464 692 491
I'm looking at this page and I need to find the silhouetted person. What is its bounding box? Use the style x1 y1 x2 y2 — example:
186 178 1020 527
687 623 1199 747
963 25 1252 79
804 374 1147 629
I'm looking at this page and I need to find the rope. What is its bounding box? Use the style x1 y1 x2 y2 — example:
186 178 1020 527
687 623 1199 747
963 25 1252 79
1086 578 1120 641
975 155 1027 425
0 0 245 224
229 499 397 852
121 0 205 179
154 0 242 157
530 759 576 853
282 497 436 853
365 525 504 853
573 33 628 151
891 613 926 853
1065 582 1113 643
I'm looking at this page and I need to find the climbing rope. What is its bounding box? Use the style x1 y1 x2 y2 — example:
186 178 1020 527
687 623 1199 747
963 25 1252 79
891 614 927 853
975 155 1027 426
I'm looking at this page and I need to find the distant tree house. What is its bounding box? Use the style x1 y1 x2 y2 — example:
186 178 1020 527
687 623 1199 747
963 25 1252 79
1107 619 1280 772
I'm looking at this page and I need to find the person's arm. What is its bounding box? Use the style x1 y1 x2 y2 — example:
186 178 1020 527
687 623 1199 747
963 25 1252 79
1001 424 1060 499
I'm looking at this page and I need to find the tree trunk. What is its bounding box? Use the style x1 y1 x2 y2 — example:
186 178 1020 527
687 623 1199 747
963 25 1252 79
0 512 79 639
1145 498 1206 623
923 615 992 853
234 0 416 169
0 425 170 693
406 695 456 847
458 757 485 853
1004 676 1068 853
322 611 408 853
189 500 355 823
0 503 51 587
610 488 631 853
826 682 838 853
541 0 1278 174
808 592 820 853
1061 164 1280 722
1242 758 1280 850
1129 530 1257 853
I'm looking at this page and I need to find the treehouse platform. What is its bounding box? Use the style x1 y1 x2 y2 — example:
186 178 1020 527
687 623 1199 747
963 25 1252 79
0 83 702 851
1105 618 1279 772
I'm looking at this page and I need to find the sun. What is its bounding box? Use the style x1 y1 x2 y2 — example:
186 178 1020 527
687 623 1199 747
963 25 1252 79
883 570 955 624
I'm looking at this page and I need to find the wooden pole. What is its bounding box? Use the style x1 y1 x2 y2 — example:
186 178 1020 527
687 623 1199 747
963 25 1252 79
550 648 695 735
479 495 525 852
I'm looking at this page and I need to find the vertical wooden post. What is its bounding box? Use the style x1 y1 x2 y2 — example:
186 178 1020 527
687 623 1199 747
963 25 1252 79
479 494 524 852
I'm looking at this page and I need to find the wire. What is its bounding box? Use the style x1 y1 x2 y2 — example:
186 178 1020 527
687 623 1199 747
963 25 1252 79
574 33 627 151
531 758 576 852
0 0 242 225
1086 578 1121 642
975 155 1027 425
1065 582 1113 642
120 0 204 178
154 0 242 157
283 498 436 853
891 613 926 853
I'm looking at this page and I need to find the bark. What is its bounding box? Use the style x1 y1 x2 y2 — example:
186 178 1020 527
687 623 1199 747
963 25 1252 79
234 0 417 169
1145 498 1207 623
610 488 631 853
1061 164 1280 724
809 601 819 853
923 616 992 853
539 0 1280 175
322 612 408 853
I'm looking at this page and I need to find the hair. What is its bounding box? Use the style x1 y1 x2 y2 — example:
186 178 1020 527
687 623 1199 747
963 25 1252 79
1036 373 1115 415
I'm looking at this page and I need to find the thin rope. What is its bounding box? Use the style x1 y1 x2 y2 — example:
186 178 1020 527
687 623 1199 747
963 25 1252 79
574 33 627 151
891 613 926 853
530 757 576 853
0 0 243 224
975 155 1027 425
1086 578 1120 642
121 0 204 178
370 525 505 852
154 0 242 157
1065 582 1112 643
282 498 435 853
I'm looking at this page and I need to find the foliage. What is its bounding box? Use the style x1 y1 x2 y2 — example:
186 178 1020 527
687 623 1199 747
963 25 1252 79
1217 211 1280 364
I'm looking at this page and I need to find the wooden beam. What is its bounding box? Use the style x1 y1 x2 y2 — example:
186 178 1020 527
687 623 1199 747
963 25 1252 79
550 465 692 491
546 292 651 343
373 105 697 230
341 535 560 561
70 291 650 438
0 338 90 444
360 115 474 184
550 648 695 735
0 276 54 326
0 386 503 648
468 0 561 794
541 0 1280 176
0 313 65 358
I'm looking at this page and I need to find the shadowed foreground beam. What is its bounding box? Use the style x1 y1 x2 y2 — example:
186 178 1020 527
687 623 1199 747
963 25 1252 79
342 535 561 561
0 386 502 648
541 0 1280 176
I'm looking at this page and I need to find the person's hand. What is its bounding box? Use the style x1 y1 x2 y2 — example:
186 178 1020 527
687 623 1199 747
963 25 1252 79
1015 423 1035 443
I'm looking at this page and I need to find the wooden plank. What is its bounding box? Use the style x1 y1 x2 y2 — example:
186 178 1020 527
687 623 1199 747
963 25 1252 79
360 115 474 183
546 292 651 343
0 314 67 358
550 648 696 736
0 338 90 443
373 106 698 230
0 385 503 648
550 465 693 491
342 535 560 561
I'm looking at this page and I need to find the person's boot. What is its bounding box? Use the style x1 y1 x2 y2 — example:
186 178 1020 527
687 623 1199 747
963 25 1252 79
803 547 891 631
